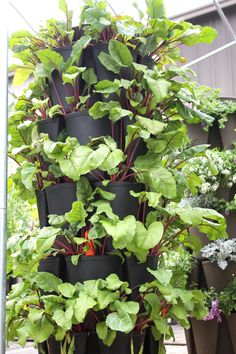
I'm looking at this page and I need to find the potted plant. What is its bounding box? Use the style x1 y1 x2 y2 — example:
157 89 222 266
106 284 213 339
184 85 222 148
219 277 236 353
188 83 236 149
201 239 236 291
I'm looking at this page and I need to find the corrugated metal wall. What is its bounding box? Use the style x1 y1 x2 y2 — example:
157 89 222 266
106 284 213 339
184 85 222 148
180 4 236 97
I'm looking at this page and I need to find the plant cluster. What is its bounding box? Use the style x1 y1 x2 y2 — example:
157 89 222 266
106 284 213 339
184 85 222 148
203 277 236 322
189 83 236 129
7 0 226 353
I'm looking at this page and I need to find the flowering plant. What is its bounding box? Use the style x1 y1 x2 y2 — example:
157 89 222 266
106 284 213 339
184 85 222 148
183 149 236 195
204 299 222 323
201 238 236 270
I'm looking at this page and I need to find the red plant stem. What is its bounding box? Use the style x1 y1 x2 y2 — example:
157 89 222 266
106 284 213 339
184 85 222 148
51 79 66 115
54 239 74 254
101 238 107 256
119 119 123 150
142 201 147 223
120 172 137 181
121 139 140 181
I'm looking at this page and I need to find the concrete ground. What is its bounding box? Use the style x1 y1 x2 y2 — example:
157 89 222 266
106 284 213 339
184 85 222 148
6 325 187 354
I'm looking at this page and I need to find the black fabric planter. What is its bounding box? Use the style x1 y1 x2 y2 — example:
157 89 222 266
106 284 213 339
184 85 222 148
47 332 88 354
125 256 158 299
37 117 65 142
64 255 123 284
45 183 76 215
49 46 75 112
35 190 49 228
143 328 160 354
94 182 145 219
208 119 223 149
38 256 61 278
65 110 112 144
92 44 119 82
98 332 145 354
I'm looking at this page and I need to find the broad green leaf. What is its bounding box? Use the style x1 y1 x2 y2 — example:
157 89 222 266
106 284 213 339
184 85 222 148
74 293 96 322
65 201 87 225
52 307 73 331
35 272 62 292
148 268 172 286
136 115 166 135
98 52 121 74
145 0 165 18
28 309 44 323
181 26 217 46
13 65 34 86
148 167 176 198
95 80 120 94
76 177 93 204
106 311 135 332
99 149 125 171
136 221 164 249
82 68 97 86
37 49 64 76
146 78 171 103
96 321 108 340
36 227 61 253
108 40 133 67
58 283 76 298
25 316 54 343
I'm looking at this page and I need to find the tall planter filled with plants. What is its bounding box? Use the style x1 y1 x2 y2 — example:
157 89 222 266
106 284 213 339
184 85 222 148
7 1 227 353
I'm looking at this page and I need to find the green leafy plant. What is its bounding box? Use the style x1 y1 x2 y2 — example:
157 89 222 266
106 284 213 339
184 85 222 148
219 278 236 317
190 83 236 129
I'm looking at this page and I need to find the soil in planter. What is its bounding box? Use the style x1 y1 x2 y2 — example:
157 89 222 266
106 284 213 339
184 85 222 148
94 182 145 219
37 117 65 142
45 183 76 215
35 190 49 228
190 318 219 354
125 256 158 300
64 255 124 284
202 261 236 292
65 110 112 145
98 331 145 354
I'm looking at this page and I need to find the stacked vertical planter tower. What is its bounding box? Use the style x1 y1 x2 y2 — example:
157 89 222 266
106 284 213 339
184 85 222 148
7 1 228 353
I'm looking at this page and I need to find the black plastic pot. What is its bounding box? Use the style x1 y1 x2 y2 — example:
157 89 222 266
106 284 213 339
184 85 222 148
202 261 236 292
45 183 76 215
47 332 88 354
65 110 112 144
64 255 123 284
190 318 219 354
37 117 65 142
38 256 61 278
49 46 75 113
35 190 49 228
98 332 145 354
125 256 158 299
94 182 145 219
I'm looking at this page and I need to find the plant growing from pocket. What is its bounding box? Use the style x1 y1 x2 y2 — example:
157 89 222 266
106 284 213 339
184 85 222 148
201 239 236 270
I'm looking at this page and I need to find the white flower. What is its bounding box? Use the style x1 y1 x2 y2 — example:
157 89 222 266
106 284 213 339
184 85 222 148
222 169 231 175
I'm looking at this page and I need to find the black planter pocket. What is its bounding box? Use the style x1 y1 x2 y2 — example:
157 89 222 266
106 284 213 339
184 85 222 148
143 328 159 354
47 332 88 354
65 110 112 144
37 117 65 142
99 332 145 354
35 190 49 228
38 256 61 278
125 256 158 299
123 117 147 158
94 182 145 219
49 46 76 113
45 183 76 215
64 255 123 284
